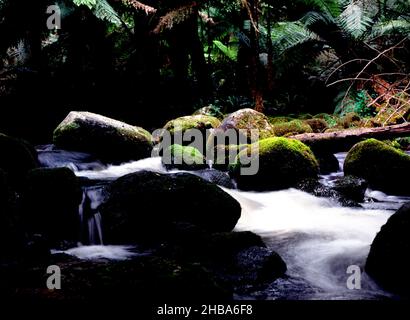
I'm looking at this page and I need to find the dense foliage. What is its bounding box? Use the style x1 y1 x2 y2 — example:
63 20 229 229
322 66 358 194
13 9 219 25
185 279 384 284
1 0 409 142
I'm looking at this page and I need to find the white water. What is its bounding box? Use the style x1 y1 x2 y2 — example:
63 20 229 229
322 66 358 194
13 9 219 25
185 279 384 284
75 157 167 180
57 245 141 260
38 146 409 299
225 188 394 299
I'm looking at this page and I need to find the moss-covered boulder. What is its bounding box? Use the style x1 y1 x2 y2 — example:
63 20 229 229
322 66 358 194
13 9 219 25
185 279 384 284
162 144 207 171
22 168 82 246
100 171 242 243
211 144 248 171
344 139 410 195
268 116 295 125
365 202 410 296
218 108 275 140
272 119 313 136
53 112 153 163
0 133 38 181
230 137 319 191
163 115 221 136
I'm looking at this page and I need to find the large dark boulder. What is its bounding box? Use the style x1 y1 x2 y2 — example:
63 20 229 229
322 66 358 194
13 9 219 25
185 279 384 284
230 137 319 191
53 112 153 163
0 133 38 182
22 168 82 246
344 139 410 195
365 203 410 296
100 171 242 243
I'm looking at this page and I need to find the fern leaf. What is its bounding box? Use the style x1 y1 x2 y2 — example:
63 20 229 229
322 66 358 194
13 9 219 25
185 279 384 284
213 40 238 61
271 22 320 54
339 1 372 39
122 0 157 14
371 19 410 38
73 0 97 10
93 0 122 26
153 3 196 34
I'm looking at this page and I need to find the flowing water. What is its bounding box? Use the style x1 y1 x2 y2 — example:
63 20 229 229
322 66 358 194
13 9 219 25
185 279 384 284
38 145 410 299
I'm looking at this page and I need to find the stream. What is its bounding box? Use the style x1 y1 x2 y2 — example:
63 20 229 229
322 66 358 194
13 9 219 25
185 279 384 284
37 145 410 300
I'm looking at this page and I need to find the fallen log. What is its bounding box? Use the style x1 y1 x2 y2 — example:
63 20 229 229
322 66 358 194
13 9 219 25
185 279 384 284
290 122 410 153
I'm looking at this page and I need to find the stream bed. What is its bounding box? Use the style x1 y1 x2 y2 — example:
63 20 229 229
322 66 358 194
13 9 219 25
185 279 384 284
37 146 410 300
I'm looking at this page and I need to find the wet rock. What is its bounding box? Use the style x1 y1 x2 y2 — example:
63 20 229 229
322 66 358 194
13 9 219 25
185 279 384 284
332 176 368 203
162 144 207 171
344 139 410 195
218 108 275 140
230 137 319 191
100 171 242 243
314 152 340 174
189 169 236 189
366 202 410 296
53 112 153 163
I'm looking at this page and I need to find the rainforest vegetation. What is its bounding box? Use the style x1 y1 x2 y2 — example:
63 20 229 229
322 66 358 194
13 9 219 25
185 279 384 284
1 0 410 141
1 0 410 305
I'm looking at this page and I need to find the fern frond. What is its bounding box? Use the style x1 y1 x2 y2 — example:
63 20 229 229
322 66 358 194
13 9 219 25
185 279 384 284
271 22 320 54
213 40 238 61
122 0 157 14
93 0 122 26
338 1 372 39
371 19 410 38
153 3 196 34
73 0 97 9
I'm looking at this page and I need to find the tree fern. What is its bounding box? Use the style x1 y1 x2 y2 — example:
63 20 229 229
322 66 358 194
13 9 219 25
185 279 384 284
72 0 121 26
73 0 97 9
122 0 156 14
271 22 320 55
371 19 410 38
153 4 196 34
338 1 373 38
93 0 122 26
213 40 238 61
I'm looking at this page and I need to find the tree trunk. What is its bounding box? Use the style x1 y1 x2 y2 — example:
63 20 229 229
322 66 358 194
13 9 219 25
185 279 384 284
248 0 264 112
290 123 410 153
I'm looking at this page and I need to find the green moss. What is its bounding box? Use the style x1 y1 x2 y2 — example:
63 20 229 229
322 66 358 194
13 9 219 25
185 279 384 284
272 119 313 136
231 137 319 191
303 118 328 133
53 112 153 163
339 112 361 128
267 116 295 125
164 115 221 135
344 139 410 195
162 144 206 170
313 113 339 127
219 109 275 140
